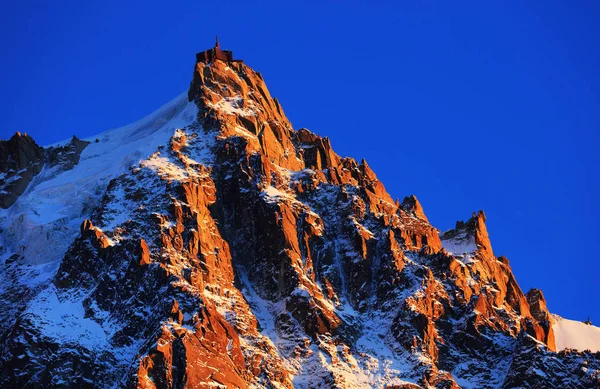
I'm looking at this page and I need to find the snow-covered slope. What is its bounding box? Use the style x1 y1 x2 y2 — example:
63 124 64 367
0 92 196 270
0 91 202 388
553 315 600 352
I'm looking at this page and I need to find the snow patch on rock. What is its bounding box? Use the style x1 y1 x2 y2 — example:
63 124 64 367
27 285 108 349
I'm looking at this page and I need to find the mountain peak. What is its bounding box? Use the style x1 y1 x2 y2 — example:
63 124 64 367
0 131 44 208
1 45 599 388
401 194 429 222
440 209 494 260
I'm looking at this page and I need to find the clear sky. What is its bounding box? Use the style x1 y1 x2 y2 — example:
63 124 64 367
1 1 598 321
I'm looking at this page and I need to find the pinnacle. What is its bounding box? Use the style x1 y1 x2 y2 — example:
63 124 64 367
0 42 595 388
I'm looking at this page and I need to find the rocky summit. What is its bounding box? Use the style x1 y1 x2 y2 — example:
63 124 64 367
0 42 599 389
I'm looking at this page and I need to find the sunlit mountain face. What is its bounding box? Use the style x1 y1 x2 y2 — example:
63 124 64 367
1 42 599 389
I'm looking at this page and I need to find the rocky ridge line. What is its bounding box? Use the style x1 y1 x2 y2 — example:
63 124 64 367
0 55 598 388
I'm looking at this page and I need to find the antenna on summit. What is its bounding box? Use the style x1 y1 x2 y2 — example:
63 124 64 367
196 36 243 64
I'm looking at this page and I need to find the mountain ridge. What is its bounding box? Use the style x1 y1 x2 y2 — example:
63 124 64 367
0 47 599 388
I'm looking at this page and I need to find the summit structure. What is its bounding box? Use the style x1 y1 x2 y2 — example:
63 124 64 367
0 42 599 388
195 36 242 64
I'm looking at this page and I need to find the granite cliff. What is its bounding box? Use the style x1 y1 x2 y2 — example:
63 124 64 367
0 45 598 389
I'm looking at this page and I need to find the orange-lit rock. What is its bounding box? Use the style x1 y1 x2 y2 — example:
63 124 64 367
2 45 595 389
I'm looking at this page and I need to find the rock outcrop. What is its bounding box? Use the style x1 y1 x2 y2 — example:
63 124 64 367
0 132 45 208
526 288 557 351
47 135 91 170
0 48 597 388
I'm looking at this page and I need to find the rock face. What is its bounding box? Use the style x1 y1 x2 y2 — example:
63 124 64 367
526 288 556 351
0 132 45 208
47 135 91 170
0 49 598 389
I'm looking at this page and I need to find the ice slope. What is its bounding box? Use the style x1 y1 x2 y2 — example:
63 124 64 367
553 314 600 352
0 91 197 271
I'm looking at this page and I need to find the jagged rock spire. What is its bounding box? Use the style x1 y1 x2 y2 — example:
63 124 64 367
1 46 597 389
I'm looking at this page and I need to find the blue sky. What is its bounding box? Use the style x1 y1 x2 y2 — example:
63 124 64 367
1 1 598 321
